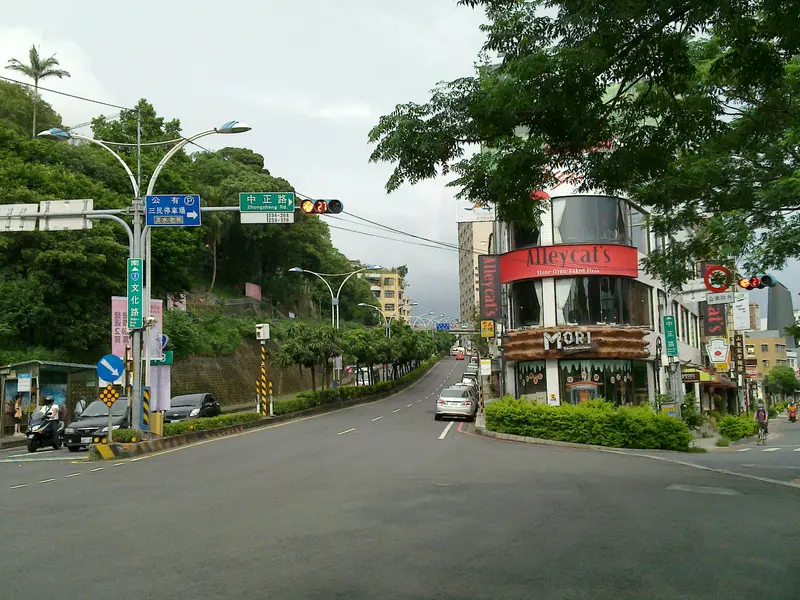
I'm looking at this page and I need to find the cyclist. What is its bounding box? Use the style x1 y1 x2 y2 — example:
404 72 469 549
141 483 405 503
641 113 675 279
754 402 769 440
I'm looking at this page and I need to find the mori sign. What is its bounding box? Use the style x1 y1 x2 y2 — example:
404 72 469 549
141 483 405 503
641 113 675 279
543 330 597 354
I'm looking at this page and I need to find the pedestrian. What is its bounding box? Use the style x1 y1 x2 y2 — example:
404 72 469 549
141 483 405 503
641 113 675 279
13 394 23 436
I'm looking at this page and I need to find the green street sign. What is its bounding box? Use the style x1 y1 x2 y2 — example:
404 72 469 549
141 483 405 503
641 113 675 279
239 192 295 213
150 350 173 366
127 258 143 329
663 316 679 357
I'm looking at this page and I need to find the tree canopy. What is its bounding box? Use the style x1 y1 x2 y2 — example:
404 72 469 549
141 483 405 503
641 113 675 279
369 0 800 289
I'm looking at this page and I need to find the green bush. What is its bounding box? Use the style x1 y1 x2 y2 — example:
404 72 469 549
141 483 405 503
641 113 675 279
484 397 693 451
716 437 731 447
112 428 142 443
768 407 778 419
681 401 705 430
162 412 262 437
775 401 786 413
717 414 758 441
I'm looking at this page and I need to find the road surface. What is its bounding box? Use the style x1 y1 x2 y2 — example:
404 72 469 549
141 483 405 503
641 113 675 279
0 357 797 599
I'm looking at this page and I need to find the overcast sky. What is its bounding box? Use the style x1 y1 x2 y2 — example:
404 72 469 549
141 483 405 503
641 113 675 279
1 1 797 321
0 0 487 319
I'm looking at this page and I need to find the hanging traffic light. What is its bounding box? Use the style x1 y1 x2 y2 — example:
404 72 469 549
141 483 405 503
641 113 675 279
738 275 777 290
299 199 344 215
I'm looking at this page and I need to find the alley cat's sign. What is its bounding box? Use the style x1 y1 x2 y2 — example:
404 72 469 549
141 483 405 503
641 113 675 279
500 244 639 283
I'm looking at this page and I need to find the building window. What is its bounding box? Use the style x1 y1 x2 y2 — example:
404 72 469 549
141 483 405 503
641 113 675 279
691 314 699 347
746 345 755 356
384 303 395 311
681 308 689 343
552 196 629 245
761 344 768 352
672 301 680 339
555 277 652 327
776 344 786 355
517 361 546 402
512 223 541 250
384 290 395 298
657 291 668 333
383 278 393 286
629 207 649 254
510 280 543 328
559 359 649 406
777 359 788 366
762 359 770 369
373 290 380 298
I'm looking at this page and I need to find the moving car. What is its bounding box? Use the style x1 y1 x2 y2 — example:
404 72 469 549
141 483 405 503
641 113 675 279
435 386 477 422
455 351 465 360
64 398 129 452
164 393 222 423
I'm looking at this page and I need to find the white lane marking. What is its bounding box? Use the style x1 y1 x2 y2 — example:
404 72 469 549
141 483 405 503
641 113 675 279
762 447 780 452
371 416 383 422
337 428 356 436
38 478 56 484
392 409 401 413
737 448 752 452
667 484 741 496
66 472 82 478
417 399 422 403
114 462 125 467
90 467 104 472
407 404 413 408
130 456 151 462
794 448 800 452
438 421 455 440
10 484 27 489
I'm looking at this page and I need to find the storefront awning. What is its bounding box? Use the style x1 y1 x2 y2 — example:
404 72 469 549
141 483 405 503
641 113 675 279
683 367 737 388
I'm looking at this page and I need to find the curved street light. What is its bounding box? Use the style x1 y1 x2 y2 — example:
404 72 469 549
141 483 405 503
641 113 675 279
412 311 435 328
290 265 382 328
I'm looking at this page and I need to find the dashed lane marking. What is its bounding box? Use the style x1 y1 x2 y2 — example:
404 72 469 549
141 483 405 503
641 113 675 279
337 428 356 436
763 447 780 452
38 478 55 484
66 472 81 478
90 467 104 472
10 484 26 489
737 448 752 452
667 484 741 496
114 462 125 466
371 416 383 422
407 404 413 408
392 409 401 413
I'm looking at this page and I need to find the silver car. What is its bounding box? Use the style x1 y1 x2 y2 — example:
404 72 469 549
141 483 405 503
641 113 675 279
435 386 477 421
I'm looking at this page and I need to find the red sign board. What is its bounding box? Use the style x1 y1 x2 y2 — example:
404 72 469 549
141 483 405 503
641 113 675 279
702 302 727 337
499 244 639 284
478 255 501 320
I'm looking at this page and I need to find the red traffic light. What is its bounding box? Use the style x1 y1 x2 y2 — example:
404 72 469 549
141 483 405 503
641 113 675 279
298 199 344 215
738 274 777 290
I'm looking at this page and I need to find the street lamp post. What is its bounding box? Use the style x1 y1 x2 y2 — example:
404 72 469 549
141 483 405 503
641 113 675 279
288 265 382 329
358 303 391 337
38 120 250 430
412 312 434 328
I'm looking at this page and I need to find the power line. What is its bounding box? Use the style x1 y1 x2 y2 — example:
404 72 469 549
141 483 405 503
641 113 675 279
0 74 136 112
327 224 458 252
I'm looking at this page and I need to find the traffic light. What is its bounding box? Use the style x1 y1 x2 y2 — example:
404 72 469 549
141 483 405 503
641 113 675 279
299 199 344 214
738 274 777 290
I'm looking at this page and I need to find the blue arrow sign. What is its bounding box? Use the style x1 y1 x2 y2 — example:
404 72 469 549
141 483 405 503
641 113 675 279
161 334 169 350
145 195 201 227
436 323 451 331
97 353 125 382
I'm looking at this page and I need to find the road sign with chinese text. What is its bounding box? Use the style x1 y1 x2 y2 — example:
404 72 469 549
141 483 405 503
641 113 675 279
239 192 295 213
145 195 201 227
662 316 679 357
127 258 143 329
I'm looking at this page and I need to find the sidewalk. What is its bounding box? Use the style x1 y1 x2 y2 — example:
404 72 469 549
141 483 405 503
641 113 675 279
0 435 28 450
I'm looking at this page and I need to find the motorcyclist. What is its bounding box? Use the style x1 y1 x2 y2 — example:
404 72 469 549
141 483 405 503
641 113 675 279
42 396 60 448
788 401 798 422
754 402 769 436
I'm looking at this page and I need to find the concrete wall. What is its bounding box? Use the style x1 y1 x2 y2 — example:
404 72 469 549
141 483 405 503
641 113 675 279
171 343 318 406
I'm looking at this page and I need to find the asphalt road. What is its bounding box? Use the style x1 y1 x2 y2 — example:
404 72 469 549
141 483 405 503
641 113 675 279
1 357 798 599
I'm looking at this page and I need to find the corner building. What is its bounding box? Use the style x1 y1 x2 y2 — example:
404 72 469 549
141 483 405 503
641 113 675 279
497 185 702 406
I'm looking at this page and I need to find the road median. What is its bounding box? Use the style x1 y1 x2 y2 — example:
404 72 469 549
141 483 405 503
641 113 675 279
90 355 443 460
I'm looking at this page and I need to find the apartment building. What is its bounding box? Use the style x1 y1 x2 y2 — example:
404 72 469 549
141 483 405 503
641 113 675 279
364 269 412 321
744 330 789 377
457 220 494 323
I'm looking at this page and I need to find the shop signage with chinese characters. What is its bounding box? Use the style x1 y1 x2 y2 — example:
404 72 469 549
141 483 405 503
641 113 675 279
480 320 495 338
499 244 639 283
733 334 746 375
543 329 598 354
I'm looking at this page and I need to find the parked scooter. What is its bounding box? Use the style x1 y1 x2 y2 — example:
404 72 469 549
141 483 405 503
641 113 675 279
26 407 64 452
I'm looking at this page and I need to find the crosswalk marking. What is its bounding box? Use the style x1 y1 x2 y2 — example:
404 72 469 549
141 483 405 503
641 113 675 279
762 447 780 452
737 446 800 452
737 448 752 452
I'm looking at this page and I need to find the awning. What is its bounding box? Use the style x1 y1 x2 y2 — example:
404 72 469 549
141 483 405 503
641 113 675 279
682 368 737 388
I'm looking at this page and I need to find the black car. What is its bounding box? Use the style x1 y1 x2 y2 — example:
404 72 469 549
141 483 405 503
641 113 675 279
63 398 129 451
164 393 221 423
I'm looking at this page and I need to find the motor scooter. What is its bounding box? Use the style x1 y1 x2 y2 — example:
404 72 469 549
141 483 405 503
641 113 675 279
788 405 797 423
26 409 64 452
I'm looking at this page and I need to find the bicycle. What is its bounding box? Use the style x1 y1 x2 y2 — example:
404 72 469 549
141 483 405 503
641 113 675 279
757 424 768 445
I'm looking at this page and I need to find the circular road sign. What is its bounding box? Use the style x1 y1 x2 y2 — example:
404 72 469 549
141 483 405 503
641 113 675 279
704 265 732 293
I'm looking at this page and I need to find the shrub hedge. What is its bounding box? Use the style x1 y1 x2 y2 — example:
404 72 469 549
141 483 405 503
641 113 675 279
112 428 142 443
717 414 758 441
273 357 440 416
162 412 262 437
484 397 693 451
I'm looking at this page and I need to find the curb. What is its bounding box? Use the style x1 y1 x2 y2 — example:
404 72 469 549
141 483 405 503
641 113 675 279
0 438 27 451
472 425 692 453
91 356 445 460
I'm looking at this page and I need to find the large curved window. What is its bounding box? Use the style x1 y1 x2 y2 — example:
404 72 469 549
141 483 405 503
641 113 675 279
555 277 652 327
512 223 540 250
510 280 543 328
551 196 650 252
559 359 649 406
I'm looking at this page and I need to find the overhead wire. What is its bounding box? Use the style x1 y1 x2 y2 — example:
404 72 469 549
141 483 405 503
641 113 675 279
0 74 136 112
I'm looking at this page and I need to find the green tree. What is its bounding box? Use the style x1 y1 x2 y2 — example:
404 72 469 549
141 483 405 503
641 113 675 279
763 365 799 405
6 45 70 139
369 0 800 288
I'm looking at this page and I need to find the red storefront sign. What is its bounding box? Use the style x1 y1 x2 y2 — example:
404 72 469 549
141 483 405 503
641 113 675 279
478 255 501 320
499 244 639 283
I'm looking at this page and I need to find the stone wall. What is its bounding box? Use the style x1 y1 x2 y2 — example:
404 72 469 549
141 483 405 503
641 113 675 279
171 343 316 406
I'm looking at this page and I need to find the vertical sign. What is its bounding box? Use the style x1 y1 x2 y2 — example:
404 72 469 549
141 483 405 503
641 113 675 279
701 302 727 337
111 297 163 358
732 295 750 330
149 299 163 361
662 316 679 356
480 320 495 338
127 258 143 329
733 334 746 375
478 254 501 321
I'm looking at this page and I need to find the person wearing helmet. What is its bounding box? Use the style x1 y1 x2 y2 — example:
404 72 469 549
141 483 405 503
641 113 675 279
42 396 60 448
754 402 769 437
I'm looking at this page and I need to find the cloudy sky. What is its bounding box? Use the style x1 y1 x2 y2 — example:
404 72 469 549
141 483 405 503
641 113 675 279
0 0 487 319
1 1 797 321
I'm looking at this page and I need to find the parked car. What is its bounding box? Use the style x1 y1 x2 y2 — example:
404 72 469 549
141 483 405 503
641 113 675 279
63 398 129 452
164 393 221 423
435 386 477 422
469 356 479 365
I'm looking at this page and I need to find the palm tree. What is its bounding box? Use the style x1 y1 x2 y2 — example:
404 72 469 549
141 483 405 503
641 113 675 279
6 45 71 138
